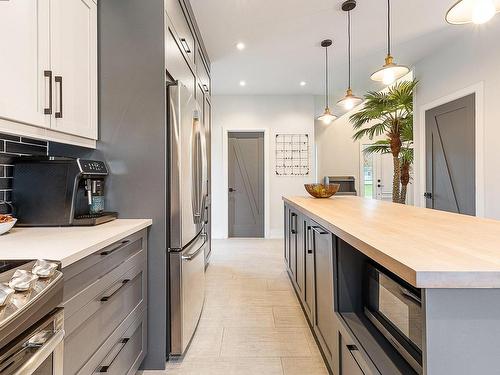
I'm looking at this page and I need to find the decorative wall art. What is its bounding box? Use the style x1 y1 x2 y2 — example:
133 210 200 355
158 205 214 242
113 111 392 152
275 134 309 176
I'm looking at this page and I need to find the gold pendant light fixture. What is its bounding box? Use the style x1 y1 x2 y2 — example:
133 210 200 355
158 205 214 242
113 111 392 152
446 0 500 25
337 0 363 111
317 39 337 124
370 0 409 85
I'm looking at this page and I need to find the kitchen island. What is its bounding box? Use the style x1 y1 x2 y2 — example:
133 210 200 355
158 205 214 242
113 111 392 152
284 196 500 375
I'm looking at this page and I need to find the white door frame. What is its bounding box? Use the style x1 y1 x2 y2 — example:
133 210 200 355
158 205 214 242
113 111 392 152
223 128 270 238
416 82 485 216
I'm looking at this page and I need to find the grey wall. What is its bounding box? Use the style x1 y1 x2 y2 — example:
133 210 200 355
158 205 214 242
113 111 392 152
98 0 167 369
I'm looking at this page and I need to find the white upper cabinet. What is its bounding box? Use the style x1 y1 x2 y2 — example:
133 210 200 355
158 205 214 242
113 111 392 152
0 0 51 129
51 0 98 139
0 0 98 145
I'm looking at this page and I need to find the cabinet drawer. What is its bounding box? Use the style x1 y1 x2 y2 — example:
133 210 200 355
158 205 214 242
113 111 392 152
93 314 146 375
63 230 145 302
79 309 147 375
64 264 146 375
165 0 195 65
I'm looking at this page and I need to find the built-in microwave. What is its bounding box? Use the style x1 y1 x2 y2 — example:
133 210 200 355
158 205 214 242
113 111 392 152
364 263 423 373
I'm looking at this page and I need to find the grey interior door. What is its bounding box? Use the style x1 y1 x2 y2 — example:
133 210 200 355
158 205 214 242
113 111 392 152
228 132 264 237
425 94 475 215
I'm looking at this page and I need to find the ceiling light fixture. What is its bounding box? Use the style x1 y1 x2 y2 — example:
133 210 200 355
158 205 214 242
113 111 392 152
236 42 246 50
370 0 409 85
300 81 307 86
239 80 246 86
337 0 363 111
317 39 337 125
446 0 500 24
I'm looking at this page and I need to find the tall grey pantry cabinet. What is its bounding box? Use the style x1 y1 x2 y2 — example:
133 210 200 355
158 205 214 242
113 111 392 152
97 0 211 370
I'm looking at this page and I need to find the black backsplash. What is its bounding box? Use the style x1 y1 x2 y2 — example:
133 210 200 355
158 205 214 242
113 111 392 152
0 133 48 213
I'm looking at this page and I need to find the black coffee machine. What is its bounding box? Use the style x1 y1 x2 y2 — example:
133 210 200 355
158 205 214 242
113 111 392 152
12 156 118 226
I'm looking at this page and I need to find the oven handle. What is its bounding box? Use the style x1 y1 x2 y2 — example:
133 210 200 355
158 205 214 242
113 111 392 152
400 287 422 305
13 329 65 374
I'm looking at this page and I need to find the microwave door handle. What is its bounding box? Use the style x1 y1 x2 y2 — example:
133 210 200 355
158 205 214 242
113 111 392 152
400 287 422 305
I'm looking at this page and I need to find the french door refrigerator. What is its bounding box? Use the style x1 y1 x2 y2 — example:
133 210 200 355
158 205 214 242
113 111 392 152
167 80 208 356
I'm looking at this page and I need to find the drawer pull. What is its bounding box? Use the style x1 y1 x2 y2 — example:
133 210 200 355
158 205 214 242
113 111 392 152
100 280 129 302
180 38 191 54
202 84 209 92
347 344 358 351
44 70 52 115
55 76 63 118
307 226 313 254
94 338 129 373
100 240 131 256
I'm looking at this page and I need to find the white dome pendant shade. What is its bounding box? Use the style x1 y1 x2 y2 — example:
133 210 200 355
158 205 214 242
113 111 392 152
317 39 337 124
337 0 363 110
446 0 500 25
370 0 409 85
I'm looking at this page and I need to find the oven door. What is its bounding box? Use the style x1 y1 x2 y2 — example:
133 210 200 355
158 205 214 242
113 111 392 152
0 308 64 375
364 264 422 373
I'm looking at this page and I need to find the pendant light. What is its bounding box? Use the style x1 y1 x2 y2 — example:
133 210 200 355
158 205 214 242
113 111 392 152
446 0 500 25
337 0 363 111
370 0 409 85
317 39 337 125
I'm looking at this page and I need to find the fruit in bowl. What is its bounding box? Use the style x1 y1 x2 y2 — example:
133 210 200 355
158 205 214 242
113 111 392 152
304 183 340 198
0 215 17 235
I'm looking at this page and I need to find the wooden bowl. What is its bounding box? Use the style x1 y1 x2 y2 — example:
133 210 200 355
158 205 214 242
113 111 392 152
304 184 340 198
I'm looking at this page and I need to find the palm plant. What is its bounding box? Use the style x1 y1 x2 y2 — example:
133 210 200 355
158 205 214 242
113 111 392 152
350 79 417 203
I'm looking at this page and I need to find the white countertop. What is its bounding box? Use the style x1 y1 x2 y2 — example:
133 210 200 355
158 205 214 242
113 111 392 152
0 219 152 267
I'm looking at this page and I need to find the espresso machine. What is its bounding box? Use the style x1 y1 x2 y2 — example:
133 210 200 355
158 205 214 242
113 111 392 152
12 156 117 226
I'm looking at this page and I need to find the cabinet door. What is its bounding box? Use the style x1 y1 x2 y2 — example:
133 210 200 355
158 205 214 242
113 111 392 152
312 223 337 369
289 210 298 280
303 221 315 321
295 213 305 298
0 0 51 128
284 206 290 266
50 0 98 139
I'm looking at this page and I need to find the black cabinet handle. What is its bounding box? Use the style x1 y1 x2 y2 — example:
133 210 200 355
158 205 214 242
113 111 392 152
228 187 237 193
100 279 130 302
291 213 297 234
202 84 209 93
100 240 131 256
307 226 313 254
55 76 63 118
424 192 433 199
180 38 191 54
312 226 329 235
94 338 130 373
347 344 358 351
44 70 52 115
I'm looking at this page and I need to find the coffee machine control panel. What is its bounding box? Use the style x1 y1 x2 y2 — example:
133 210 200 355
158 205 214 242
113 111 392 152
78 159 108 175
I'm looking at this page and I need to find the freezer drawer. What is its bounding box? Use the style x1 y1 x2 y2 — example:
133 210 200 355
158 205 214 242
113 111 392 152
170 233 206 355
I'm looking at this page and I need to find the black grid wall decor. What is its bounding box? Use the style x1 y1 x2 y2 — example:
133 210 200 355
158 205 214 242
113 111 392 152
275 134 309 176
0 133 48 213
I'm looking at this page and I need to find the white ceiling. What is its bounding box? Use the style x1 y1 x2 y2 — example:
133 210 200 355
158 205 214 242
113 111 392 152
190 0 466 105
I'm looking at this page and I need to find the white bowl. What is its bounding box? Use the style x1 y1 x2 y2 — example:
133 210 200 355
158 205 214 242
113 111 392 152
0 218 17 235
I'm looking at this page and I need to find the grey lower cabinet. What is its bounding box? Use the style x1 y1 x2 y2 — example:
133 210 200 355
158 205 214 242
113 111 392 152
284 203 378 375
61 229 148 375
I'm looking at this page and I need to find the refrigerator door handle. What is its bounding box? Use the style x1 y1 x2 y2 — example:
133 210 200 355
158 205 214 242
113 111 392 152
182 234 207 261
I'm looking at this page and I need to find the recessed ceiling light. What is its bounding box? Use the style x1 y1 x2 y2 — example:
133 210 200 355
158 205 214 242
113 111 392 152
300 81 307 86
236 42 246 50
239 80 246 87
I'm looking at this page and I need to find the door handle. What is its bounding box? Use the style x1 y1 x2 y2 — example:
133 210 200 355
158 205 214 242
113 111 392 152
55 76 63 118
307 226 313 254
44 70 52 115
228 187 237 192
180 38 191 54
424 192 433 199
290 213 297 234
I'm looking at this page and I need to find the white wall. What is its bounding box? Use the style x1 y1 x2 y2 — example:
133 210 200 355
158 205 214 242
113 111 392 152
212 95 316 239
314 95 361 193
413 20 500 219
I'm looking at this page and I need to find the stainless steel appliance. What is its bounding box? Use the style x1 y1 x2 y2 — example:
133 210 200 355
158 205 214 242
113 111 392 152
0 260 64 374
168 81 208 356
12 157 117 226
364 263 422 373
323 176 357 195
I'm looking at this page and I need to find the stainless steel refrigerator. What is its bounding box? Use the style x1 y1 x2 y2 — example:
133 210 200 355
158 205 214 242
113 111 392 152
167 81 208 356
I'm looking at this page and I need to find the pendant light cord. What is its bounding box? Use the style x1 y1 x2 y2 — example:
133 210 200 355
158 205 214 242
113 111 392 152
387 0 391 55
348 10 351 89
325 46 329 107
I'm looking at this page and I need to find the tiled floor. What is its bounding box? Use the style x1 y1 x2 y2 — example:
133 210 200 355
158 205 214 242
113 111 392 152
140 239 328 375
